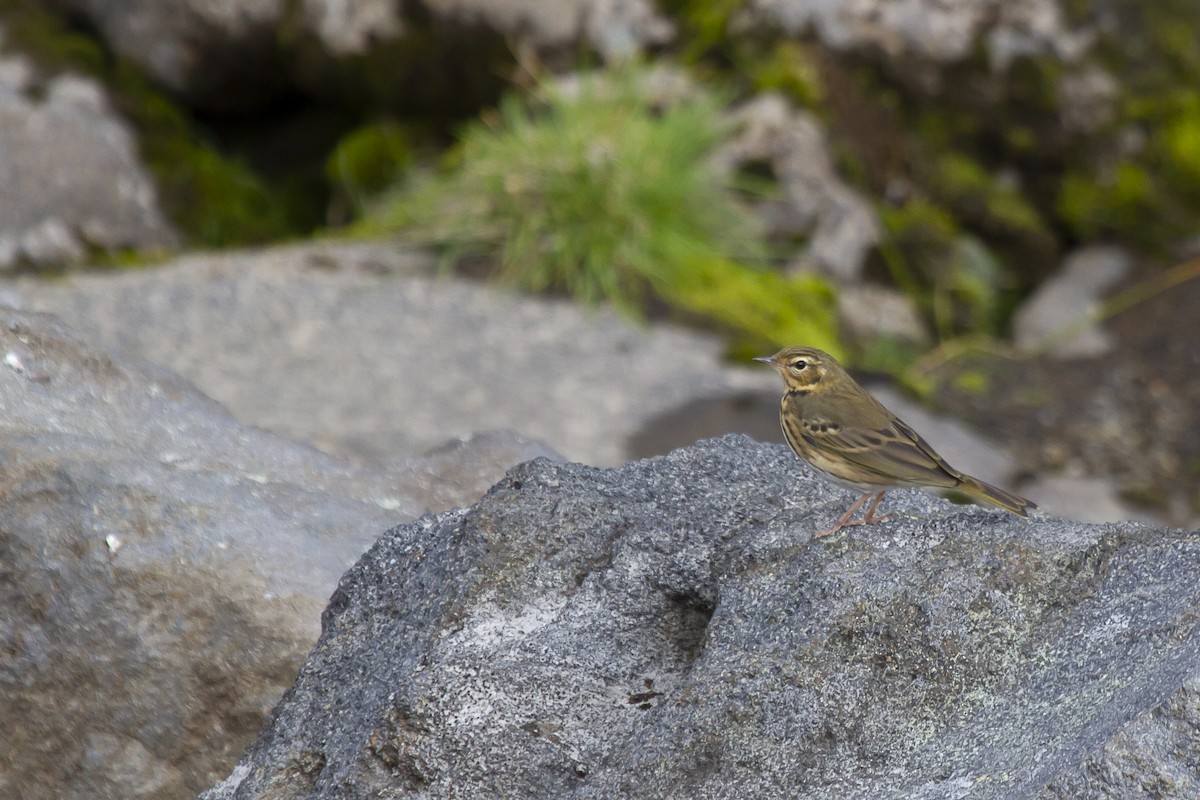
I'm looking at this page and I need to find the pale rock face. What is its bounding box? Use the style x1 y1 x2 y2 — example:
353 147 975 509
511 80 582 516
715 94 880 281
744 0 1092 67
0 59 176 269
1012 244 1133 359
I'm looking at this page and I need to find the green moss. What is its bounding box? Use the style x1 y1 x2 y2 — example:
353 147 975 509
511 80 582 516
660 0 745 63
933 153 1048 240
878 200 1010 339
327 123 413 195
0 1 105 74
1158 95 1200 195
667 257 841 358
1118 483 1170 511
951 369 990 395
1056 2 1200 246
749 42 824 108
877 199 960 294
1056 164 1146 239
325 122 415 222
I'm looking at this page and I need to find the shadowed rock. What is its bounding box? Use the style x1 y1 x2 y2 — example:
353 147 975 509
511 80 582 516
202 435 1200 799
0 306 554 800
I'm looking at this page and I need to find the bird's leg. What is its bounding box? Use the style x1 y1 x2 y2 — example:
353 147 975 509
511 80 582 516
861 491 892 524
816 491 890 537
816 491 872 537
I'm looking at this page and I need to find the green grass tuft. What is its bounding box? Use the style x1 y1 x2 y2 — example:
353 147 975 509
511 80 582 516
362 67 841 354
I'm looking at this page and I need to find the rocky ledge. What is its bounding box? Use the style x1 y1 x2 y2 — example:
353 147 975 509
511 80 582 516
203 435 1200 799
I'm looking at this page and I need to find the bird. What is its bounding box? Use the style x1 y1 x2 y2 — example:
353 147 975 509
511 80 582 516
756 345 1036 537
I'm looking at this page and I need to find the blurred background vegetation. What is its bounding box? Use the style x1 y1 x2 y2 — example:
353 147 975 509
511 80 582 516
3 0 1199 377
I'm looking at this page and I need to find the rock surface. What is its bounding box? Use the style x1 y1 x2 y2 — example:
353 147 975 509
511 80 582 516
715 95 880 281
1013 245 1132 359
44 0 673 110
0 50 176 269
744 0 1092 69
0 305 552 800
0 241 768 467
202 435 1200 799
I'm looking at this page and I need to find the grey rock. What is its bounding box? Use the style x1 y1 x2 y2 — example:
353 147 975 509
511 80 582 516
42 0 284 107
201 434 1200 799
1057 65 1120 135
836 283 929 344
1024 474 1150 525
715 95 880 281
1 241 766 467
1043 675 1200 799
300 0 404 56
1013 245 1132 359
0 57 176 269
0 305 552 800
743 0 1093 70
43 0 673 109
426 0 674 62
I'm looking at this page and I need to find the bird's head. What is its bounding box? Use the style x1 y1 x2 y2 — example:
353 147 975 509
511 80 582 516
753 346 841 391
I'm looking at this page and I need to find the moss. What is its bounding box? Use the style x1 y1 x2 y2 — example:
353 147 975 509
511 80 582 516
748 41 824 108
1056 2 1200 246
660 0 745 64
877 199 960 297
1118 483 1170 512
950 369 990 396
1056 163 1155 240
878 200 1013 339
327 123 413 195
0 1 106 74
932 153 1048 242
325 122 415 223
666 257 841 359
0 0 304 248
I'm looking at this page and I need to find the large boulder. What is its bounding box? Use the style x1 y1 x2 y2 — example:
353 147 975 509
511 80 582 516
0 49 176 269
0 305 551 800
202 435 1200 799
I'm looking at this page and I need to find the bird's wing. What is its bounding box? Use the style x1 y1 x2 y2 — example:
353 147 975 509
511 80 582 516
799 413 964 488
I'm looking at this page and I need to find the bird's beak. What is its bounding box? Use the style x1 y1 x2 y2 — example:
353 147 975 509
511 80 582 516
753 356 774 366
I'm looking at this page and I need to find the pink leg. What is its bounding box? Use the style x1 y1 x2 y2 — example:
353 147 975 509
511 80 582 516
816 491 890 537
861 491 891 524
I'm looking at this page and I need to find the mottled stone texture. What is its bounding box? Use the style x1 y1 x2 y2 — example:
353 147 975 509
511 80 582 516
204 435 1200 799
0 61 176 268
0 306 551 800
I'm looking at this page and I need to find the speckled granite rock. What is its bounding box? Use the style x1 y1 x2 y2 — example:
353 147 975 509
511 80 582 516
202 435 1200 799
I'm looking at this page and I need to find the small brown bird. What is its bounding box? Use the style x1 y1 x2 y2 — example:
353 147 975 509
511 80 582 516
756 345 1036 536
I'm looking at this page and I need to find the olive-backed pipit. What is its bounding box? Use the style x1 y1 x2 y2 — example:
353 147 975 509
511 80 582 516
756 345 1036 536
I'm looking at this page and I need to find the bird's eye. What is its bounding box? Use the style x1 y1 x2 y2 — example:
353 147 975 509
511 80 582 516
790 360 808 371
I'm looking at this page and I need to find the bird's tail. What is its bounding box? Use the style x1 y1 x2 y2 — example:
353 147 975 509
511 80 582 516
955 476 1037 518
